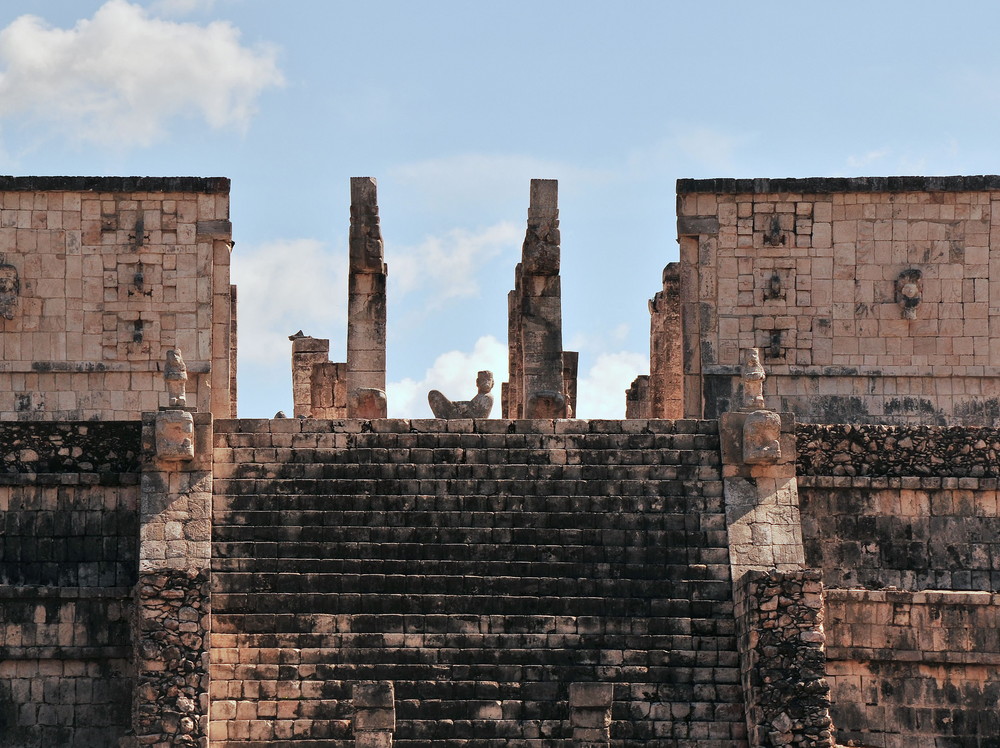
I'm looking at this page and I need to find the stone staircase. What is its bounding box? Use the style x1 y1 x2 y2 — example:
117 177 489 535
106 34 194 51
209 418 745 747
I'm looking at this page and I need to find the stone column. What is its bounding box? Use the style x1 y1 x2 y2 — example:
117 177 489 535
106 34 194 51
346 177 388 418
132 408 213 746
353 681 395 748
568 682 613 747
649 262 682 418
506 179 569 419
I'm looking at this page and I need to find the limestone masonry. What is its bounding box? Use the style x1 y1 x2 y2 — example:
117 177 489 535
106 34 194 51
1 174 998 748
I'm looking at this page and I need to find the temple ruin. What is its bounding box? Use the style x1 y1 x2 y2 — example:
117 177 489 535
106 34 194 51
0 173 998 747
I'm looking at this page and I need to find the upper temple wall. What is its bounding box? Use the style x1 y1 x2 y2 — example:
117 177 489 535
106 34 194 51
677 175 1000 425
0 176 234 420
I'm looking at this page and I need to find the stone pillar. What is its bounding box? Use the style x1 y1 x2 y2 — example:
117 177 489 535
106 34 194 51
346 177 388 418
505 179 569 419
290 333 331 418
353 681 395 748
133 408 213 746
717 352 833 747
569 682 613 747
650 262 682 418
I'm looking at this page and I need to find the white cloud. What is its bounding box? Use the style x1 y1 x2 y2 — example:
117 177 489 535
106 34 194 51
388 221 520 305
575 351 647 419
0 0 283 147
388 335 508 418
231 238 347 366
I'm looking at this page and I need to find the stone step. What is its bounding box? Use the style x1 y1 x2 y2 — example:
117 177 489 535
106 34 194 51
210 588 734 616
212 464 720 485
210 556 730 578
213 484 721 506
211 573 708 598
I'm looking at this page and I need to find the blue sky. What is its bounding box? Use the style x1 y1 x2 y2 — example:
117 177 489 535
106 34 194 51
1 0 999 417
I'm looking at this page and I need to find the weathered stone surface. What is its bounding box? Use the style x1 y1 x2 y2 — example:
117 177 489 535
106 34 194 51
133 568 211 745
736 569 834 748
504 179 571 419
741 348 766 411
346 177 388 416
428 370 494 419
209 418 744 744
744 409 782 465
154 409 195 461
350 387 387 419
0 260 19 320
164 348 188 408
797 422 1000 477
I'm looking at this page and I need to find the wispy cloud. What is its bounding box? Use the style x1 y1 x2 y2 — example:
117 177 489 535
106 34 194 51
0 0 283 148
389 221 520 306
231 238 347 366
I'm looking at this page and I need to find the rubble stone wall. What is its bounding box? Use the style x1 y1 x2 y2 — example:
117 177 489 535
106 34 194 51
678 176 1000 424
210 417 745 746
797 422 1000 477
0 420 140 746
0 176 234 420
735 570 833 748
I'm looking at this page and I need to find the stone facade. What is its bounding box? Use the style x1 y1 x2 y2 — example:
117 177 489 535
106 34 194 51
0 176 235 421
673 175 1000 425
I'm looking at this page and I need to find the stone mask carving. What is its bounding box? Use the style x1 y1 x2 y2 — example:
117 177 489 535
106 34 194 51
896 269 922 319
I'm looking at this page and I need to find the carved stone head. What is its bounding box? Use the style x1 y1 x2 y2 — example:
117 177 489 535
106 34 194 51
155 409 195 461
476 370 494 394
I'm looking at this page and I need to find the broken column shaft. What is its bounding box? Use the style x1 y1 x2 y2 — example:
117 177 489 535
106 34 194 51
504 179 574 418
346 177 388 418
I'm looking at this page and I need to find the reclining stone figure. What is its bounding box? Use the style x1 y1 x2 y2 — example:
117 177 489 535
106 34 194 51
428 370 495 419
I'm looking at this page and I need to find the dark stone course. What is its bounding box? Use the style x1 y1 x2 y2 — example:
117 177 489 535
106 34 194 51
0 421 141 474
0 175 229 193
678 174 1000 195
